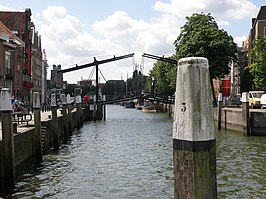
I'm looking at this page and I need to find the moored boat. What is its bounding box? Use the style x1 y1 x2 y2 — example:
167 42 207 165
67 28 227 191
124 100 135 108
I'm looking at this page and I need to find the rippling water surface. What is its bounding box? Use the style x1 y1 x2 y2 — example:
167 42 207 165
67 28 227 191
9 105 174 199
3 104 266 198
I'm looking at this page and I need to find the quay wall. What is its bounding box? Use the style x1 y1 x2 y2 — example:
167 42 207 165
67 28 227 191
213 107 266 136
0 106 95 176
213 107 243 132
169 104 266 136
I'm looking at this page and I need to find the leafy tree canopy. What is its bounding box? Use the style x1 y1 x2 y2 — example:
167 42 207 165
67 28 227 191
148 55 177 96
174 13 237 79
247 35 266 88
174 13 238 104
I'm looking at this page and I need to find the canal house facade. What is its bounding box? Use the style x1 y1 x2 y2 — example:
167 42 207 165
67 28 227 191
0 21 24 98
0 8 46 105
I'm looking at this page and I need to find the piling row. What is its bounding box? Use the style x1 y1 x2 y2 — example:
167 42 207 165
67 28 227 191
0 91 101 191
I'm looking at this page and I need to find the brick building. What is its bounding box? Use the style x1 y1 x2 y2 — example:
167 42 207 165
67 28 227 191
0 8 45 104
244 6 266 63
0 21 24 99
241 6 266 91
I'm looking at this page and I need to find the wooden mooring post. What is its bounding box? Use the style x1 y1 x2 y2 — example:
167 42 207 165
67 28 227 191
0 88 15 188
103 95 106 121
61 94 68 143
93 95 97 122
218 93 222 130
33 92 43 163
242 92 250 136
173 57 217 199
51 94 59 150
76 95 82 129
66 94 73 136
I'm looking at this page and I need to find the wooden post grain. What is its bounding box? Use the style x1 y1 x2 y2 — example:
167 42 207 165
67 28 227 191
218 93 222 130
61 94 68 143
66 94 73 136
0 88 15 188
33 92 43 163
51 94 59 150
242 92 250 136
173 57 217 199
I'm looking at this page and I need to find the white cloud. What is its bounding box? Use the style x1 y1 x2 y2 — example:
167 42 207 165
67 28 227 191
3 1 258 83
42 6 68 22
234 35 247 47
154 0 258 20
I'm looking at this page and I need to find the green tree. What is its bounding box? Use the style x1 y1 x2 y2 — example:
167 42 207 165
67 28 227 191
102 80 126 98
174 13 238 105
247 35 266 88
148 56 176 96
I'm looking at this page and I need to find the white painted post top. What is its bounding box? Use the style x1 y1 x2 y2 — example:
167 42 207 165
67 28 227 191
61 94 66 105
218 93 223 102
0 88 12 111
103 95 106 101
51 94 57 107
66 94 71 104
242 92 249 103
173 57 215 141
76 95 81 103
33 92 40 108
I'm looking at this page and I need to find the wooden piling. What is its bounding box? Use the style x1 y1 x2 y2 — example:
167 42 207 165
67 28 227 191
66 94 73 136
93 95 96 122
173 57 217 199
103 95 106 121
0 88 15 188
33 92 43 163
242 92 250 136
61 94 68 143
51 94 59 150
78 95 83 127
218 93 222 130
75 95 80 129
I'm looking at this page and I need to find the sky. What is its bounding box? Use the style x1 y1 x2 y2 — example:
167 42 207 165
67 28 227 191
0 0 264 83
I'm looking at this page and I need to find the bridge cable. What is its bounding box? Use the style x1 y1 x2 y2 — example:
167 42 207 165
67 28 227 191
98 68 107 82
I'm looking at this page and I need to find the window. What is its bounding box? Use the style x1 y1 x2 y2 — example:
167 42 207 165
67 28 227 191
5 51 11 73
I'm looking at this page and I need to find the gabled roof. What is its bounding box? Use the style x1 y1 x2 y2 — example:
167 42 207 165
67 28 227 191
0 20 16 38
256 6 266 21
0 9 32 40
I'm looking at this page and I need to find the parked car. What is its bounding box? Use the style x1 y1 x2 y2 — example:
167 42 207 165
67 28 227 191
260 94 266 109
249 91 265 109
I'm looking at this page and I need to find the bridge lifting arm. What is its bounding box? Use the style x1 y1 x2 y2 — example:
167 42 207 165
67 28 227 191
60 53 135 73
142 53 177 65
59 53 134 105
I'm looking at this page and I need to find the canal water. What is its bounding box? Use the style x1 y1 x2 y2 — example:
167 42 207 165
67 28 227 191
3 104 266 198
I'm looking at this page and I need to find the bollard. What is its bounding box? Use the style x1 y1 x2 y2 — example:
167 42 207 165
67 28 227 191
173 57 217 199
242 92 250 136
78 95 83 127
218 93 223 130
0 88 15 188
33 92 43 163
51 94 59 150
93 95 96 122
75 95 81 129
103 95 106 121
66 94 73 136
61 94 68 143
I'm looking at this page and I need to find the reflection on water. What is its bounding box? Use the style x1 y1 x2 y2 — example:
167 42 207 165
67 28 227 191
2 105 266 198
216 130 266 198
